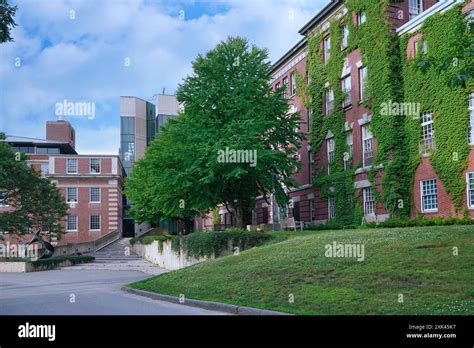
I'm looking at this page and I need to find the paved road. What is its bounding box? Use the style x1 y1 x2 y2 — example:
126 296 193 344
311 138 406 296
0 269 225 315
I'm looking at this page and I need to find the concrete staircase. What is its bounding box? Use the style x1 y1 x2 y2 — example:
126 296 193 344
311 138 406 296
61 238 166 275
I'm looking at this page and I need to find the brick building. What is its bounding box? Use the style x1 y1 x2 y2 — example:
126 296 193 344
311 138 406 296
255 0 474 226
1 120 124 246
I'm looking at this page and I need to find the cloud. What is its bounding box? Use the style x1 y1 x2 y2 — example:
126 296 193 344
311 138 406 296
0 0 327 154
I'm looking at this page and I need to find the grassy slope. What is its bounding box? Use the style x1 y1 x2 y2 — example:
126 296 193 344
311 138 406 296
128 226 474 315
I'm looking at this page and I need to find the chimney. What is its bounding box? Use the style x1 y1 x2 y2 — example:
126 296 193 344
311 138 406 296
46 120 76 149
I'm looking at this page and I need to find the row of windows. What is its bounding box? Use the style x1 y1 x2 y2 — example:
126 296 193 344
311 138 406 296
66 187 101 203
11 146 61 154
66 158 101 174
327 124 373 173
275 72 297 99
325 66 368 115
66 215 101 231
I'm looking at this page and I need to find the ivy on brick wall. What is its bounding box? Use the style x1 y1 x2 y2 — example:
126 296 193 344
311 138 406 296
297 20 359 225
402 3 473 212
297 0 472 222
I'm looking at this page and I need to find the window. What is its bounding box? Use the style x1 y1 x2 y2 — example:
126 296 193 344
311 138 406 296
40 163 49 176
421 179 438 212
262 207 268 224
421 41 428 55
341 75 352 107
290 72 296 96
409 0 423 20
363 187 375 215
293 201 300 221
362 125 374 167
309 150 314 184
328 196 336 220
421 112 434 154
283 77 289 99
342 25 349 49
323 35 331 63
469 92 474 145
67 187 78 203
67 158 78 174
66 215 77 231
90 215 101 231
327 138 335 174
359 66 368 101
90 187 100 203
0 191 9 207
309 199 315 221
357 12 366 25
279 205 288 221
41 221 49 232
275 82 281 92
36 147 60 154
467 173 474 209
344 132 353 170
90 158 101 174
325 87 334 115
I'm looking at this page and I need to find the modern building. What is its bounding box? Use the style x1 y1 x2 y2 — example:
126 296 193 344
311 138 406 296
254 0 474 226
119 94 180 236
0 120 124 245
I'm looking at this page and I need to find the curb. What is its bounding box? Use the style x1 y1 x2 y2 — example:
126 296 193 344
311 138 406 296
121 287 293 316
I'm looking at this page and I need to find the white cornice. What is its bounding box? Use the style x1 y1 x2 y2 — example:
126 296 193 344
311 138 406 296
397 0 464 36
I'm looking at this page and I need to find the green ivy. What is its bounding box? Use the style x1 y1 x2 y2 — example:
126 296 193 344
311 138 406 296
402 4 473 212
298 0 472 222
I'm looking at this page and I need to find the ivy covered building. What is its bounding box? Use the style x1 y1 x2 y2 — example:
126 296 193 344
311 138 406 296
255 0 474 226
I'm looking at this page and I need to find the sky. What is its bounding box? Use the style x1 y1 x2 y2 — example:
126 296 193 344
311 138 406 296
0 0 328 154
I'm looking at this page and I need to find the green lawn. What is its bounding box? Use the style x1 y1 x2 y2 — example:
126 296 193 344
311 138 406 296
127 225 474 315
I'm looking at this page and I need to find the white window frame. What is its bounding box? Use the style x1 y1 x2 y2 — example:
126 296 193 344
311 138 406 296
342 24 349 49
90 158 101 174
327 138 335 174
357 12 366 25
90 215 101 231
328 196 336 220
344 131 353 171
466 173 474 209
90 187 101 203
66 187 78 203
421 179 438 212
325 87 334 115
409 0 423 20
283 77 289 99
363 187 375 216
66 215 78 232
342 75 352 107
290 72 296 97
359 66 368 101
469 92 474 145
362 125 374 168
0 191 9 207
67 158 78 174
323 35 331 63
421 112 434 154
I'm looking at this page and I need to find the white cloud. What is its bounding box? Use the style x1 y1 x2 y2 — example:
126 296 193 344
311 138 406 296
0 0 327 154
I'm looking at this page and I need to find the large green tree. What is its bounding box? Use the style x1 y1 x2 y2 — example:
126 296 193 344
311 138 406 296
0 0 17 44
0 133 69 240
126 36 303 228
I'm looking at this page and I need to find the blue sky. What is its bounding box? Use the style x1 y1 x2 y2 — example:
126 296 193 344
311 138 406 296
0 0 327 154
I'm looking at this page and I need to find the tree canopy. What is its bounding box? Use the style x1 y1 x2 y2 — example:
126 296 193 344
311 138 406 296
0 133 69 240
0 0 17 44
125 36 303 227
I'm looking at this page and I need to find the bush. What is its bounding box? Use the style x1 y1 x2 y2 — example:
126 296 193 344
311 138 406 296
180 229 272 258
305 216 474 231
29 255 94 266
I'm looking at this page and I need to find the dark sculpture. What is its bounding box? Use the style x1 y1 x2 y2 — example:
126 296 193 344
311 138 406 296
27 230 54 259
